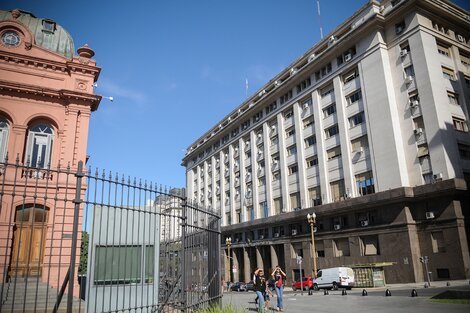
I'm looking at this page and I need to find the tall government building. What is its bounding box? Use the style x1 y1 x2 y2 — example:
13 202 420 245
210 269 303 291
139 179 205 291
182 0 470 284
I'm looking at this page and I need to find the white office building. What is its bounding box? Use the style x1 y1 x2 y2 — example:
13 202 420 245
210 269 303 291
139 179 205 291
182 0 470 284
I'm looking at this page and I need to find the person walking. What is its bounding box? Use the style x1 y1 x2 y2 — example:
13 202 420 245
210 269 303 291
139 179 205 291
254 268 266 312
253 267 259 304
272 265 286 312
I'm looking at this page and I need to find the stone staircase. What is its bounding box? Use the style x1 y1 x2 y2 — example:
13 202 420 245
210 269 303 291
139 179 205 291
1 278 84 313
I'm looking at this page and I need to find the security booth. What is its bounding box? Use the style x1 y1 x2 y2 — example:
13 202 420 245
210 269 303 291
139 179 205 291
351 263 395 288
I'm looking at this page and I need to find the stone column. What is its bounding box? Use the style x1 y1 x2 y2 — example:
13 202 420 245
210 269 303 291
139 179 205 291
256 246 264 270
270 245 279 269
232 248 240 282
244 247 251 282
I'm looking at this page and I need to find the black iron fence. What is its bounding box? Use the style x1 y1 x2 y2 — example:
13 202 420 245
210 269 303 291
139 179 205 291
0 157 221 313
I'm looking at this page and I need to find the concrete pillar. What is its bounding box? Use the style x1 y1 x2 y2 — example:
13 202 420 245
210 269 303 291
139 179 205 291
244 248 251 282
256 246 264 270
270 245 279 269
232 248 240 282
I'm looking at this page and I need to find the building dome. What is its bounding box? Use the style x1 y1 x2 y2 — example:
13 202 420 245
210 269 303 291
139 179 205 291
0 9 74 58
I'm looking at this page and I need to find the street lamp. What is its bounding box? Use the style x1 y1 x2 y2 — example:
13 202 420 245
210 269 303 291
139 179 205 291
307 213 317 277
225 237 232 283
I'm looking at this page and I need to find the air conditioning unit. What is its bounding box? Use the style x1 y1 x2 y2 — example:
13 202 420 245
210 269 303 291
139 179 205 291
433 173 443 180
409 100 419 108
246 141 250 147
334 224 341 231
329 35 336 43
414 128 423 135
344 53 352 62
291 229 298 236
303 102 309 110
425 211 435 219
360 220 369 227
274 232 280 238
258 90 266 97
399 49 408 57
405 75 413 83
290 67 298 76
274 80 281 87
457 34 465 42
271 125 276 131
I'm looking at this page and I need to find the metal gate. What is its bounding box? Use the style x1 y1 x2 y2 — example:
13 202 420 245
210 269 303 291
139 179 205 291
0 158 221 313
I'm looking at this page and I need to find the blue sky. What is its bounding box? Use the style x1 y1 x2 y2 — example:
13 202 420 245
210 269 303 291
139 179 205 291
3 0 470 188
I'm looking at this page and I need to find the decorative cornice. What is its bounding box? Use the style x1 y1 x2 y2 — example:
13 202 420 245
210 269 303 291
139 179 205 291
0 79 102 111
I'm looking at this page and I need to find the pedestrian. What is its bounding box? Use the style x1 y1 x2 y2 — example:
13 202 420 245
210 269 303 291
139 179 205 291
272 265 286 312
253 267 259 304
254 268 266 312
264 281 274 311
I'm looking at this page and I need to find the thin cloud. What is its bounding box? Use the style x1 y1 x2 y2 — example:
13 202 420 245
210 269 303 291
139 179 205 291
98 79 148 104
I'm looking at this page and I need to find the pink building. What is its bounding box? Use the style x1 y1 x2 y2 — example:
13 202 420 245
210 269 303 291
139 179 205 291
0 8 101 304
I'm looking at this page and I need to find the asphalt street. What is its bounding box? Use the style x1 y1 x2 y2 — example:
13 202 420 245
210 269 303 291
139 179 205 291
222 281 470 313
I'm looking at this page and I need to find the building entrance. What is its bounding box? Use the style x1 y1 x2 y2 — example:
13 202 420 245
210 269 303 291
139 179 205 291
9 206 48 277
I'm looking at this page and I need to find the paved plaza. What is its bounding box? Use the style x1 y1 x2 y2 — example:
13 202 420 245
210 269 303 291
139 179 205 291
222 280 470 313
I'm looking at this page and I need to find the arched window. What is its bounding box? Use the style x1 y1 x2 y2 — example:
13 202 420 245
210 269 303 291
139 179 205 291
25 123 54 168
0 117 9 163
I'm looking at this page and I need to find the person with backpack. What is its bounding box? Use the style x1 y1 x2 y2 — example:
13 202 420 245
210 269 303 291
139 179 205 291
272 265 286 312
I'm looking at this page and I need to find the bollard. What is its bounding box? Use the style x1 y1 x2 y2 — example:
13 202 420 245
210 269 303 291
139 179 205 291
324 289 329 295
446 282 450 286
342 289 347 296
385 289 392 296
424 282 429 288
362 289 368 296
411 289 418 297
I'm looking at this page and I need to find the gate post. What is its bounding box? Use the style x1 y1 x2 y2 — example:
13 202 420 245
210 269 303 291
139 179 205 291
181 196 188 312
67 161 84 313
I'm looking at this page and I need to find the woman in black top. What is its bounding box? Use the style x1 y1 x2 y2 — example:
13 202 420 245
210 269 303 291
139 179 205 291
254 269 266 312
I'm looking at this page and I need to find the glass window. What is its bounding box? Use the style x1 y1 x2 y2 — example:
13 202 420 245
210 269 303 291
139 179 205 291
288 164 298 175
303 116 314 128
26 124 54 168
306 156 318 168
453 117 468 132
325 124 339 138
347 90 362 105
442 66 455 80
343 67 359 83
330 179 345 202
285 127 295 138
327 146 342 160
349 112 364 128
351 135 369 151
290 192 300 210
304 135 316 147
404 65 415 77
287 145 297 156
437 43 450 57
356 171 375 196
94 245 142 285
308 186 321 206
322 104 336 118
0 117 9 162
447 91 459 105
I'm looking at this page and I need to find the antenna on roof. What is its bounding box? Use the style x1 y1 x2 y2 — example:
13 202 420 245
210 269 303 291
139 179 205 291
317 0 324 39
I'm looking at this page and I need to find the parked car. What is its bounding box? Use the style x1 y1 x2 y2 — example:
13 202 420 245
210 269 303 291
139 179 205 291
314 267 355 290
230 281 247 292
245 280 254 291
291 277 314 291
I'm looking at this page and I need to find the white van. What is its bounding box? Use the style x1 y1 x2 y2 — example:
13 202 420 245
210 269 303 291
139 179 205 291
313 267 355 290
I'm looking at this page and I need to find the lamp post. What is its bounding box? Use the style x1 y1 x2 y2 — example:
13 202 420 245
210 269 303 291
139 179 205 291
307 213 317 277
225 237 232 283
